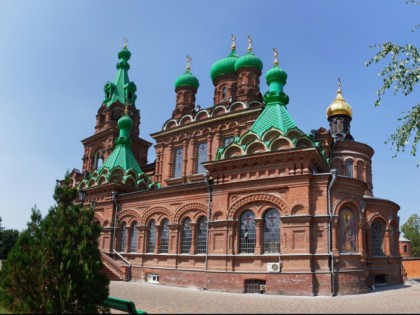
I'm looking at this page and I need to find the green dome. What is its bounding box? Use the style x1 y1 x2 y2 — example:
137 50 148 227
118 112 133 131
210 49 239 81
174 69 200 89
234 51 263 72
265 65 287 86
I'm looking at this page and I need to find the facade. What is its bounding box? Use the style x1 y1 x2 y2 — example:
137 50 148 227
72 37 403 296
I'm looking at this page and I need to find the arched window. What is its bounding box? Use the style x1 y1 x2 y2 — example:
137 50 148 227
159 219 169 253
181 218 192 254
196 142 208 174
196 217 208 254
129 222 138 252
222 87 227 101
371 220 385 256
340 208 356 252
263 208 280 253
173 148 183 178
94 151 104 170
345 160 353 178
118 222 127 252
147 220 156 253
239 210 256 254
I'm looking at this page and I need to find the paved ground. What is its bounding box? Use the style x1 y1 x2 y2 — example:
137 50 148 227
109 279 420 314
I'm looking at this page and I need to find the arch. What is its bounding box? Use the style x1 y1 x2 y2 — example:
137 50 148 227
179 114 194 126
228 194 289 220
285 129 303 141
345 159 354 178
262 129 282 143
240 133 258 146
295 138 313 148
118 209 141 224
129 221 138 252
245 141 266 155
211 105 227 117
371 219 386 256
141 206 172 225
229 102 246 112
223 145 243 159
269 137 293 151
159 218 170 253
248 100 263 109
163 119 178 130
195 110 210 121
146 219 156 253
174 203 208 222
291 204 305 216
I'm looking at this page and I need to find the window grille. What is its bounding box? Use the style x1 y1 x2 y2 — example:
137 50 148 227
119 223 127 252
263 209 280 253
244 279 266 294
174 147 183 178
239 210 256 254
196 142 208 174
196 217 208 254
181 218 192 254
340 208 356 252
147 220 156 253
371 220 385 256
159 219 169 253
129 222 138 252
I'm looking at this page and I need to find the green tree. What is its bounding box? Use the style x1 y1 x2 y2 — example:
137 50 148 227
0 228 20 260
365 0 420 165
0 174 109 314
401 214 420 257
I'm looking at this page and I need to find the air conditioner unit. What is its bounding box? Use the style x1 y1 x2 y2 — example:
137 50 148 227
267 262 281 273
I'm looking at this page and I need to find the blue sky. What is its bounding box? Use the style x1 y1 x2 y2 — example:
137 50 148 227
0 0 418 231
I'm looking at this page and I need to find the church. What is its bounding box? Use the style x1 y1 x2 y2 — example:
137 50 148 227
73 36 403 296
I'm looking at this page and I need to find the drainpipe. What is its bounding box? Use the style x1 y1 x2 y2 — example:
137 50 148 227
111 191 119 254
204 172 213 273
328 169 337 296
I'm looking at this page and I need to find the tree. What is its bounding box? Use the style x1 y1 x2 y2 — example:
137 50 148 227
0 174 109 314
401 214 420 257
0 228 20 260
365 0 420 165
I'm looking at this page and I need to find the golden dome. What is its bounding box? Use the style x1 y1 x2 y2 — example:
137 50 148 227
326 80 352 117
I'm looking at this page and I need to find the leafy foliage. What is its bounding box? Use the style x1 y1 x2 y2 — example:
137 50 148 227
365 1 420 165
0 174 109 314
401 214 420 257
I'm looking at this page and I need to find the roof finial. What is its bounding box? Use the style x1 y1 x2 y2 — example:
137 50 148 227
337 78 342 92
123 37 129 49
247 35 253 52
231 34 236 49
273 48 279 66
186 54 192 72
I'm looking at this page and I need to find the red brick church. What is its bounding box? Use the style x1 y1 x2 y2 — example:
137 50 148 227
72 37 403 296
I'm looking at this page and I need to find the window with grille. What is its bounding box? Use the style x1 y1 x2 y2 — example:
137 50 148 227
159 219 169 253
119 223 127 252
239 210 256 254
181 218 192 254
340 208 356 253
147 220 156 253
129 222 138 252
222 87 227 101
244 279 266 294
371 220 385 256
196 142 207 174
263 208 280 253
345 160 353 178
196 217 208 254
224 136 234 147
174 147 183 178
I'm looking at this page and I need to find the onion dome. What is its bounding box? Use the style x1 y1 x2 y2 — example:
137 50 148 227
326 79 353 117
118 108 133 133
234 35 263 71
175 55 199 89
265 48 287 87
210 36 239 81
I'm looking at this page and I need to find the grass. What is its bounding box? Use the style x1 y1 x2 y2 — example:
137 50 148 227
0 305 11 314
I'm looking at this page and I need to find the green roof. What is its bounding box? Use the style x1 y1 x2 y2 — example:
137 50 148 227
234 50 263 72
175 69 200 89
103 45 137 107
210 48 239 81
99 144 142 174
250 103 296 136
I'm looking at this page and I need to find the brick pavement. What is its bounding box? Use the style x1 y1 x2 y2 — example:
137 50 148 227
109 280 420 314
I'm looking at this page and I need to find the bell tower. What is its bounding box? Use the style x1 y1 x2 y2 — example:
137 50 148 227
81 41 152 175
